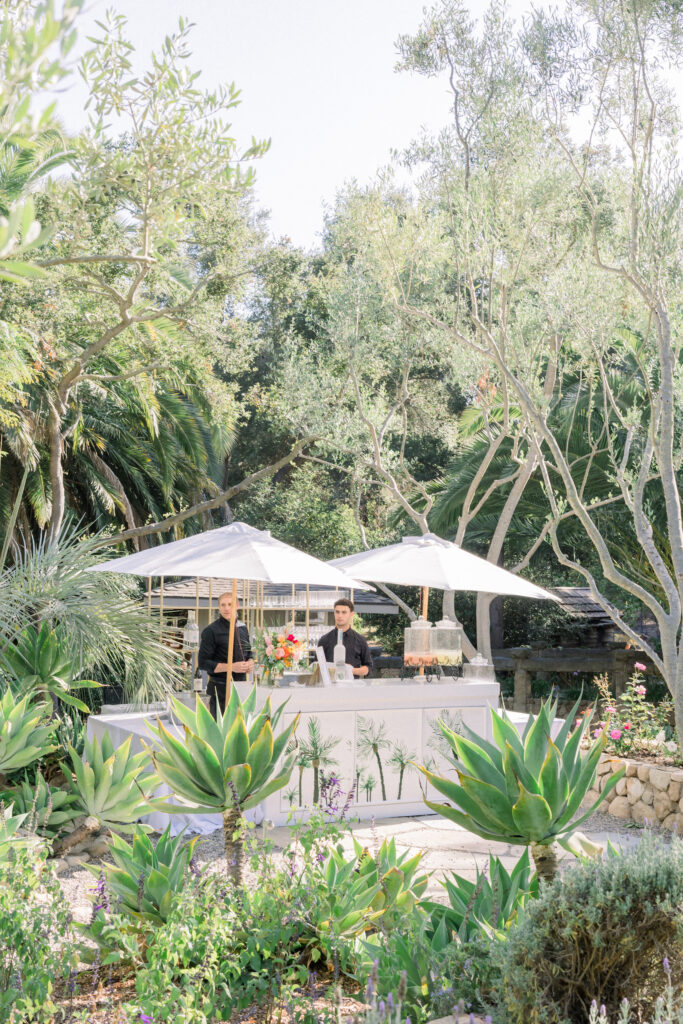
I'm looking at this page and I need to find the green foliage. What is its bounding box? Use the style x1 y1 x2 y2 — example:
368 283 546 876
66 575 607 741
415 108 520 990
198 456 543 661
422 849 538 942
0 770 80 838
0 845 78 1022
126 873 315 1023
149 687 298 881
0 689 55 775
0 800 35 860
594 670 677 758
69 730 157 832
85 824 200 927
313 837 428 943
0 527 181 703
497 836 683 1024
419 696 624 875
1 620 100 711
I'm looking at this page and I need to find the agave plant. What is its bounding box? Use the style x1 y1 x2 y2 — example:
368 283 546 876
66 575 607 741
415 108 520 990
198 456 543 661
59 732 158 855
0 690 55 781
422 849 538 942
147 686 299 884
0 801 36 861
0 771 81 839
1 621 100 712
84 824 200 927
418 697 625 880
312 837 429 944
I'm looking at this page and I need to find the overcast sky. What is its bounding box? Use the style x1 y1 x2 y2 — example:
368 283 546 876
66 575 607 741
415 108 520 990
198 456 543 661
56 0 554 249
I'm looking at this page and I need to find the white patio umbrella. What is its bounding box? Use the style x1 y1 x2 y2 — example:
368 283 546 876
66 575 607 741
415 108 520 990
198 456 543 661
91 522 371 683
330 533 554 601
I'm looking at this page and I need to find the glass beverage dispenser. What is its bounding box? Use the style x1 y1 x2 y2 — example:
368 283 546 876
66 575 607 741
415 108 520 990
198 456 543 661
432 618 463 667
403 616 436 669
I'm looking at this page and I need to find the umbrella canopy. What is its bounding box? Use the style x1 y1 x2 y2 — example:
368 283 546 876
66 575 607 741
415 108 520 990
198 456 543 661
91 521 372 590
330 533 554 600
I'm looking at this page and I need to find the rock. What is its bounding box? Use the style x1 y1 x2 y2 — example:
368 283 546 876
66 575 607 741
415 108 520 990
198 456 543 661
78 851 91 863
671 769 683 784
583 788 600 808
616 777 627 796
630 800 654 826
608 796 632 819
596 759 612 775
679 796 683 814
626 777 644 804
51 858 68 875
649 768 671 791
603 785 617 802
662 812 683 833
625 762 638 777
653 791 672 820
88 837 110 859
669 781 681 803
641 786 654 806
637 765 650 782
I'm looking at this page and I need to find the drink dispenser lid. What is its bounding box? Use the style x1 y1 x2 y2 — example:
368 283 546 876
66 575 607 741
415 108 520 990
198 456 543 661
469 653 489 665
410 616 432 629
435 617 458 629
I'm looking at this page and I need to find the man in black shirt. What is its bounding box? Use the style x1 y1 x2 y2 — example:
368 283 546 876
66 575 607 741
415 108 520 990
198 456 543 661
319 598 373 678
198 591 254 718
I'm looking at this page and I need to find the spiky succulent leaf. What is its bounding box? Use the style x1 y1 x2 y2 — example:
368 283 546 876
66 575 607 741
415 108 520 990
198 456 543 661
418 696 625 848
0 690 56 773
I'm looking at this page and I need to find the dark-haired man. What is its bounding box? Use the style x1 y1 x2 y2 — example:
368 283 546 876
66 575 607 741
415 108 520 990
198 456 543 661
319 598 373 678
198 591 254 717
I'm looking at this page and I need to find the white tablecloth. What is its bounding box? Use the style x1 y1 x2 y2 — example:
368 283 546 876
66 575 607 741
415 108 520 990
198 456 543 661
86 711 263 836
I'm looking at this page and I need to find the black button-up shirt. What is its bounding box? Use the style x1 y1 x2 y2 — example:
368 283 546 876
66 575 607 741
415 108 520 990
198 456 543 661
319 627 373 672
198 616 252 689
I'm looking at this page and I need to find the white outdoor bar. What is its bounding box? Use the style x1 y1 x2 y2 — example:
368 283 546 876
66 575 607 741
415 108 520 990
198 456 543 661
234 679 499 824
87 677 500 831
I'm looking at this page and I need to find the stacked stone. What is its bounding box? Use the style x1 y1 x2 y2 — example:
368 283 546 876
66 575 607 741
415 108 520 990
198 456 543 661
583 756 683 831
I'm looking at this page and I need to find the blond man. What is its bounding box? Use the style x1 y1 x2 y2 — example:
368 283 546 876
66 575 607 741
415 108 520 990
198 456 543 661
198 591 254 717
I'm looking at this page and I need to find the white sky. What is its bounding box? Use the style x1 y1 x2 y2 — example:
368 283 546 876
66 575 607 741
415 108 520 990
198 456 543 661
55 0 556 249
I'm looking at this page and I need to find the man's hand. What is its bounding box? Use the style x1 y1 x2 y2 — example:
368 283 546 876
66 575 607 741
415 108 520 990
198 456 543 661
352 666 369 677
214 660 254 674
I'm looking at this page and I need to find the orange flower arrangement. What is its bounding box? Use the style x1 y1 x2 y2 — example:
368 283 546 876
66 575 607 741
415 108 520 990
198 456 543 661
253 628 305 684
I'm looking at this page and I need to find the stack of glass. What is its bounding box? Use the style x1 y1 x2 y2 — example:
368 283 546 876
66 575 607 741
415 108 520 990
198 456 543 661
431 618 463 667
403 617 436 669
462 653 496 682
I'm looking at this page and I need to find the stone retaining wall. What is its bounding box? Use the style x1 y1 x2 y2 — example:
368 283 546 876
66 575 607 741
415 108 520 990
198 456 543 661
583 754 683 830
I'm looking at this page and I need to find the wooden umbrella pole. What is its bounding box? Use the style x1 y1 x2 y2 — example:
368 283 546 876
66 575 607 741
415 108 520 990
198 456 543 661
291 583 295 632
147 576 152 615
208 578 213 621
226 577 238 700
305 584 310 656
159 576 164 640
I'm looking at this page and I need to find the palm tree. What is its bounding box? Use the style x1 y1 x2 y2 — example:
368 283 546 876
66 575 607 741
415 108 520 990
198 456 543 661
299 716 340 805
0 524 180 704
357 716 391 801
362 772 377 802
389 741 416 800
293 747 311 807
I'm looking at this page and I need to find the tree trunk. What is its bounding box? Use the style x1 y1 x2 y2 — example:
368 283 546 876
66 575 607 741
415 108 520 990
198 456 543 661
313 760 320 804
52 815 99 857
222 806 243 886
373 747 386 801
47 404 65 545
298 765 304 806
397 766 405 800
489 595 504 651
530 841 558 884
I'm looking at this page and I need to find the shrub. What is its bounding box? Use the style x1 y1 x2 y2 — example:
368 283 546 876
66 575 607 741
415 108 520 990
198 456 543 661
497 836 683 1024
0 846 78 1022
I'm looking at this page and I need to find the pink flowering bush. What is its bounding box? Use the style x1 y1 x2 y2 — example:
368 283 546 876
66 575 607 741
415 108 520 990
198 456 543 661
592 669 676 758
